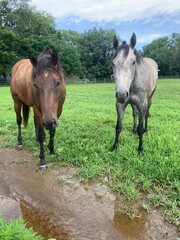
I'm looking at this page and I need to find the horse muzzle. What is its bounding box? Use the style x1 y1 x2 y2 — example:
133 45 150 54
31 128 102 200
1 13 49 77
42 118 56 130
116 91 129 103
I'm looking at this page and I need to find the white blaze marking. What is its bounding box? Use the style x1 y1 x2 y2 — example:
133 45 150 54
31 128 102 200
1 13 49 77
45 72 49 77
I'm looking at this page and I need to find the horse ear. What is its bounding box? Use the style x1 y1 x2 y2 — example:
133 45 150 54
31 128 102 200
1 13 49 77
52 51 58 65
130 33 136 49
113 35 119 50
29 54 37 66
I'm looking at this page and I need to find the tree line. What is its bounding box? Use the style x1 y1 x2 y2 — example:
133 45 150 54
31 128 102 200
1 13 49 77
141 33 180 77
0 0 180 80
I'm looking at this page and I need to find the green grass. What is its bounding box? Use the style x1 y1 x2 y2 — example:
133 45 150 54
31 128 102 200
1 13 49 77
0 79 180 224
0 215 43 240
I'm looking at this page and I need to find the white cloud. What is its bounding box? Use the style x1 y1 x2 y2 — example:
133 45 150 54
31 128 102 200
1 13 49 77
138 33 164 43
31 0 180 22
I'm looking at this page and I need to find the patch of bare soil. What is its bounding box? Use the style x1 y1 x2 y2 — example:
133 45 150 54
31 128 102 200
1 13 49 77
0 147 179 240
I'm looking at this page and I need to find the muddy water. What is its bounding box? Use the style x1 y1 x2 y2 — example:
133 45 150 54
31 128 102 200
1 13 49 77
0 147 179 240
114 212 147 238
21 201 68 240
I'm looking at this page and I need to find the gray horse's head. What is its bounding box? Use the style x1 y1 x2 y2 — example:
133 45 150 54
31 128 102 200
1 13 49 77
112 33 137 103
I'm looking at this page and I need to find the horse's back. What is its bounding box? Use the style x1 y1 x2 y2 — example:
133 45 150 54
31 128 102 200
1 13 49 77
11 59 33 106
144 57 158 84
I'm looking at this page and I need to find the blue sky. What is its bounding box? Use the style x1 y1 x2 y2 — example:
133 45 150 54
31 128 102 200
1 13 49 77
31 0 180 50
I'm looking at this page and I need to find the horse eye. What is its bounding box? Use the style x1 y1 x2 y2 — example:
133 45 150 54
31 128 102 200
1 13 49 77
55 80 60 87
132 61 136 65
33 83 38 88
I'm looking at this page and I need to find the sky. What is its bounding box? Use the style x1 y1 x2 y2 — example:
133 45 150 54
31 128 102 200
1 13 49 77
30 0 180 49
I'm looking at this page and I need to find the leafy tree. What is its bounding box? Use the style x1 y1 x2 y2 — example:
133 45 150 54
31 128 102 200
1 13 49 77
0 1 179 79
142 37 170 76
78 28 115 78
0 27 18 78
168 33 180 76
0 0 56 77
0 0 84 77
56 30 83 76
38 30 84 76
142 34 180 77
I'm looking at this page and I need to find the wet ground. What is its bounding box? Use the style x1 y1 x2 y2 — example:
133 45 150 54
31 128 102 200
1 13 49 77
0 147 179 240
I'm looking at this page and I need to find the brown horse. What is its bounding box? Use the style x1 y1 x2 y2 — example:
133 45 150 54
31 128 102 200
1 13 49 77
11 48 66 169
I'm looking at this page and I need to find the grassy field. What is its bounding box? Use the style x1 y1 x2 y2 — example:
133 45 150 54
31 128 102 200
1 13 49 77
0 79 179 224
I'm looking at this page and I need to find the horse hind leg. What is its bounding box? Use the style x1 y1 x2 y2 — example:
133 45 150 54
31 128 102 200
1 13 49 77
145 109 149 132
14 99 23 149
131 104 138 134
145 98 152 132
137 103 149 155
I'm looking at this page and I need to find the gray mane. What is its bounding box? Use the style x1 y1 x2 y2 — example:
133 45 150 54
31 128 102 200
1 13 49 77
113 41 143 65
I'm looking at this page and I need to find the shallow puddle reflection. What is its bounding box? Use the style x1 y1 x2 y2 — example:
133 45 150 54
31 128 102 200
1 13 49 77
20 201 69 240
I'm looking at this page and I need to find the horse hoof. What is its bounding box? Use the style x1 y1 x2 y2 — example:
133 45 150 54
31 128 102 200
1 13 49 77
111 145 117 152
133 129 137 134
39 164 47 170
17 145 23 150
138 150 144 156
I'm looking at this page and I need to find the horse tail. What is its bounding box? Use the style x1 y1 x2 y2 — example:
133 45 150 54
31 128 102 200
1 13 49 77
22 103 30 128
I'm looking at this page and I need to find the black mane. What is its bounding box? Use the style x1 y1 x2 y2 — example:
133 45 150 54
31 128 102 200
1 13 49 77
33 48 62 76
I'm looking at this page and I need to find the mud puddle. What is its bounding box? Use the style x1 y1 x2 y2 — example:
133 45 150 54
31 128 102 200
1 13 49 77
0 147 179 240
21 201 68 240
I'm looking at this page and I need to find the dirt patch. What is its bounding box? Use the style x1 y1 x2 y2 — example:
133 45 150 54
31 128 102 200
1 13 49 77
0 147 179 240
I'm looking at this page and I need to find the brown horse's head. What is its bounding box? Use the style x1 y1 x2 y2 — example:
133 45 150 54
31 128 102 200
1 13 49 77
29 48 65 130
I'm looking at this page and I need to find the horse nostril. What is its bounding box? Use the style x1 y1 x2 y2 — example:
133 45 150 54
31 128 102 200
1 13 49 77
42 118 56 130
115 91 129 103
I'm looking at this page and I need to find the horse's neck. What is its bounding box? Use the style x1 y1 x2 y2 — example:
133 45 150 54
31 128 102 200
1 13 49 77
133 63 144 83
130 61 146 92
131 58 157 95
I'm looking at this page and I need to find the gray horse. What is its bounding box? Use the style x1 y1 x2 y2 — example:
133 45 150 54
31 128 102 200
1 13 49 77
112 33 158 154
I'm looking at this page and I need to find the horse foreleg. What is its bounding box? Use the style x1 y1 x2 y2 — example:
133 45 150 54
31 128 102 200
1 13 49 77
37 126 46 169
137 106 147 154
112 102 126 151
34 116 38 141
48 129 55 155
